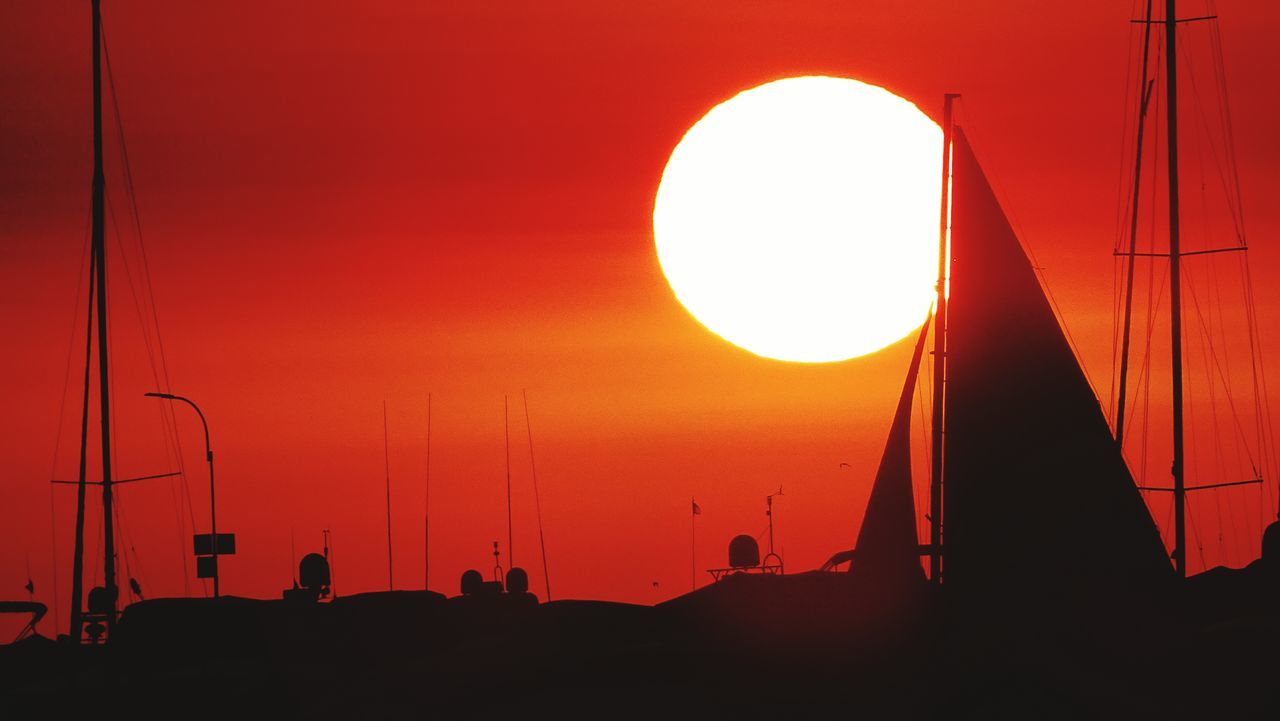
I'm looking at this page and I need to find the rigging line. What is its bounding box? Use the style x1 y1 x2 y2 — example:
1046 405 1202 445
106 190 192 588
103 24 198 583
1123 267 1168 445
1206 7 1247 239
1112 2 1144 249
1183 271 1259 469
49 213 92 638
1177 33 1244 241
521 390 552 601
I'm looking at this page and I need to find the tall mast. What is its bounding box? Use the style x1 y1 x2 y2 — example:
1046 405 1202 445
1115 0 1155 450
1165 0 1187 577
91 0 119 633
929 93 958 584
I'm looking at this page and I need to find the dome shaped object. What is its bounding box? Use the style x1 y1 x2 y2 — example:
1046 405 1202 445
298 553 331 590
1263 520 1280 562
87 585 117 615
506 567 529 594
728 534 761 568
460 569 484 596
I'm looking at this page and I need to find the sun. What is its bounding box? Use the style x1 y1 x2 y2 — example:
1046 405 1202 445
653 76 941 363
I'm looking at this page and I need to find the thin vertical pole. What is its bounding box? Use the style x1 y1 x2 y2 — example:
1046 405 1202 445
521 390 552 601
384 401 394 591
91 0 118 633
504 395 513 570
1116 0 1156 450
1166 0 1187 577
691 499 696 592
69 251 96 641
430 394 435 591
930 93 959 584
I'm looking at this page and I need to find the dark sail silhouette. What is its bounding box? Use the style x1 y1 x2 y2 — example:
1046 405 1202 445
847 319 930 586
942 127 1173 593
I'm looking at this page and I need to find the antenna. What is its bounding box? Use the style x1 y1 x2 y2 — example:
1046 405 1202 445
323 528 334 597
765 487 783 557
430 394 435 591
383 401 394 591
504 395 513 570
521 389 552 601
492 540 503 583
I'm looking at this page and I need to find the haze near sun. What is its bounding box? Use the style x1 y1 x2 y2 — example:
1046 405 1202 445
653 76 942 363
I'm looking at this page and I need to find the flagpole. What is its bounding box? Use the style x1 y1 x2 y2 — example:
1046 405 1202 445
690 498 696 592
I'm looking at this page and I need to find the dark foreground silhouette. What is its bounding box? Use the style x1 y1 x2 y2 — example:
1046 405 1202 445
3 557 1278 720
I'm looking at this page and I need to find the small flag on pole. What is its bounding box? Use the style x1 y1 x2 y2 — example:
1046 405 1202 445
692 499 701 515
24 578 34 596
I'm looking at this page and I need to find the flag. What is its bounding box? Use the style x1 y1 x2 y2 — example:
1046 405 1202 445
692 499 701 516
24 579 34 595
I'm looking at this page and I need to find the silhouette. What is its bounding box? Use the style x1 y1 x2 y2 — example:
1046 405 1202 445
5 3 1280 720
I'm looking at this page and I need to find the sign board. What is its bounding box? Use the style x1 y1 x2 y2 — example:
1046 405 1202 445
196 555 218 579
193 533 236 556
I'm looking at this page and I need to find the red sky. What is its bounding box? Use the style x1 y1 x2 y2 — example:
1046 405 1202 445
3 1 1279 638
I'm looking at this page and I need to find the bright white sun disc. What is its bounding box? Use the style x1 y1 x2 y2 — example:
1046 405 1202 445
653 76 941 362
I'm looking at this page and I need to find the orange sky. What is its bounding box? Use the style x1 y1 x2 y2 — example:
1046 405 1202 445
3 1 1280 638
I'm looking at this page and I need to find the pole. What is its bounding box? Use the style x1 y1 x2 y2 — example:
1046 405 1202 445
384 400 394 591
691 499 696 592
504 395 513 570
521 390 552 601
930 93 959 584
91 0 119 633
430 394 435 591
69 252 96 641
1165 0 1187 577
1116 0 1156 450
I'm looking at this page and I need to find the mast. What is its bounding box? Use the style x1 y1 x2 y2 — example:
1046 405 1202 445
68 252 96 640
1115 0 1155 450
91 0 119 634
929 93 958 584
1165 0 1187 577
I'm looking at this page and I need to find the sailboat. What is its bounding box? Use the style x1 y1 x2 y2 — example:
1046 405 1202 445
840 1 1279 616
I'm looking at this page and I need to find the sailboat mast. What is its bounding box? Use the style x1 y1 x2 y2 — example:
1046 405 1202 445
90 0 119 632
929 93 958 584
1115 0 1155 450
1165 0 1187 577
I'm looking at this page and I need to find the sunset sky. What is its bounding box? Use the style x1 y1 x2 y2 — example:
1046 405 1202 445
3 1 1279 638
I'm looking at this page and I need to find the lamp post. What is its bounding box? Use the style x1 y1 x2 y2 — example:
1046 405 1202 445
146 392 220 598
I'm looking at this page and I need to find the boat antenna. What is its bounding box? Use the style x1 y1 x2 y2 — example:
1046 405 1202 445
504 394 513 570
492 540 503 583
929 92 960 585
765 487 783 557
323 528 335 597
430 394 435 591
521 389 553 601
384 400 394 591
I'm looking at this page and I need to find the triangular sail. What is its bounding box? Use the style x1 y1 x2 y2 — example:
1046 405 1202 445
849 318 930 586
942 127 1172 592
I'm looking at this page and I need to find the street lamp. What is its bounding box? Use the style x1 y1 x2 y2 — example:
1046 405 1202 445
146 392 221 598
